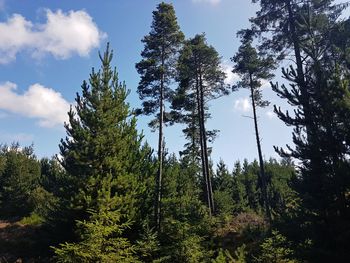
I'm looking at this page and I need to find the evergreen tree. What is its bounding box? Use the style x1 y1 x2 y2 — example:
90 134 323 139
213 160 234 216
261 3 350 260
242 160 261 212
232 161 249 213
232 33 275 222
0 143 41 217
175 33 228 215
160 154 211 263
250 0 348 140
54 44 154 260
136 2 184 230
265 158 297 218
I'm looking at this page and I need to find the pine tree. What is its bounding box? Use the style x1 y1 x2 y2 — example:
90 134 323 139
232 32 275 222
160 154 210 263
136 2 184 230
53 186 139 263
232 161 249 213
213 160 234 216
54 44 154 260
250 0 348 139
0 143 41 217
175 33 228 215
260 3 350 260
242 159 261 212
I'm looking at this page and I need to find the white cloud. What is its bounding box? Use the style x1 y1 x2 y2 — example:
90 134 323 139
221 62 239 85
234 97 251 112
192 0 221 5
266 110 276 119
0 9 106 63
260 79 271 89
0 81 70 128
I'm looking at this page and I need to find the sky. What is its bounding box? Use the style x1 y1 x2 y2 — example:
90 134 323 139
0 0 348 170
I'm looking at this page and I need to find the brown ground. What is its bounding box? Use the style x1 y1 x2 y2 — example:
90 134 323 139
0 220 51 263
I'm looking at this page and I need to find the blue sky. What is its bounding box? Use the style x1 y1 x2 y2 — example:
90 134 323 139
0 0 348 169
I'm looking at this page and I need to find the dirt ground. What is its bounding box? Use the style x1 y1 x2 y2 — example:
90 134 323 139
0 220 51 263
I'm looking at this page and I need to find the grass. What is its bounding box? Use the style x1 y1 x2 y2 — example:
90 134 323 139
19 213 45 226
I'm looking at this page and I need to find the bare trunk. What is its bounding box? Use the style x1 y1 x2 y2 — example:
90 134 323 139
195 70 212 216
156 52 165 231
249 74 271 222
199 69 215 215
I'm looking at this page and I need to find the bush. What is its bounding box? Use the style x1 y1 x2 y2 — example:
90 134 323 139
19 212 45 226
255 230 298 263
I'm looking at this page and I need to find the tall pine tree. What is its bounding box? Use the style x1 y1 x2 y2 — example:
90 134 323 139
253 2 350 260
232 32 275 222
136 2 184 230
175 34 228 215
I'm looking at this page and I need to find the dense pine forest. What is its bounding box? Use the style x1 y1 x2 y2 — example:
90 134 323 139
0 1 350 262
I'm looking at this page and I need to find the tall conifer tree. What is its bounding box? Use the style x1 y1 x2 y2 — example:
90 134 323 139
175 34 228 215
136 2 184 230
251 0 348 139
249 1 350 260
232 33 275 222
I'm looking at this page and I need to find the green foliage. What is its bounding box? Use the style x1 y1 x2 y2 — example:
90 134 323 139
0 144 41 218
255 230 297 263
233 245 247 263
212 249 235 263
135 224 160 262
19 212 45 226
53 208 139 263
213 161 234 216
57 43 153 224
136 1 185 232
136 2 184 119
2 3 350 263
174 33 228 213
239 160 261 212
52 44 158 260
231 31 275 104
159 155 212 262
262 2 350 259
232 32 276 221
29 186 57 218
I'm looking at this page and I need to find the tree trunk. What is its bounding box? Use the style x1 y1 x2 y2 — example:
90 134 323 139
285 0 312 135
249 74 271 222
199 69 215 215
195 69 212 216
156 54 165 231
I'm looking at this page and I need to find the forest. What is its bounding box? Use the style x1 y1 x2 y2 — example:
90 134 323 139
0 0 350 262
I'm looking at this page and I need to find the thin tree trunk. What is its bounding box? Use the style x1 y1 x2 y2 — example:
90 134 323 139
249 74 271 222
156 54 165 231
199 69 215 215
195 70 212 216
190 109 197 163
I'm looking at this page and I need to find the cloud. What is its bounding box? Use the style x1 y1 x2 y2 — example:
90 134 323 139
260 79 271 89
266 110 276 119
0 9 106 63
0 81 70 127
221 62 239 85
234 97 251 112
192 0 221 5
